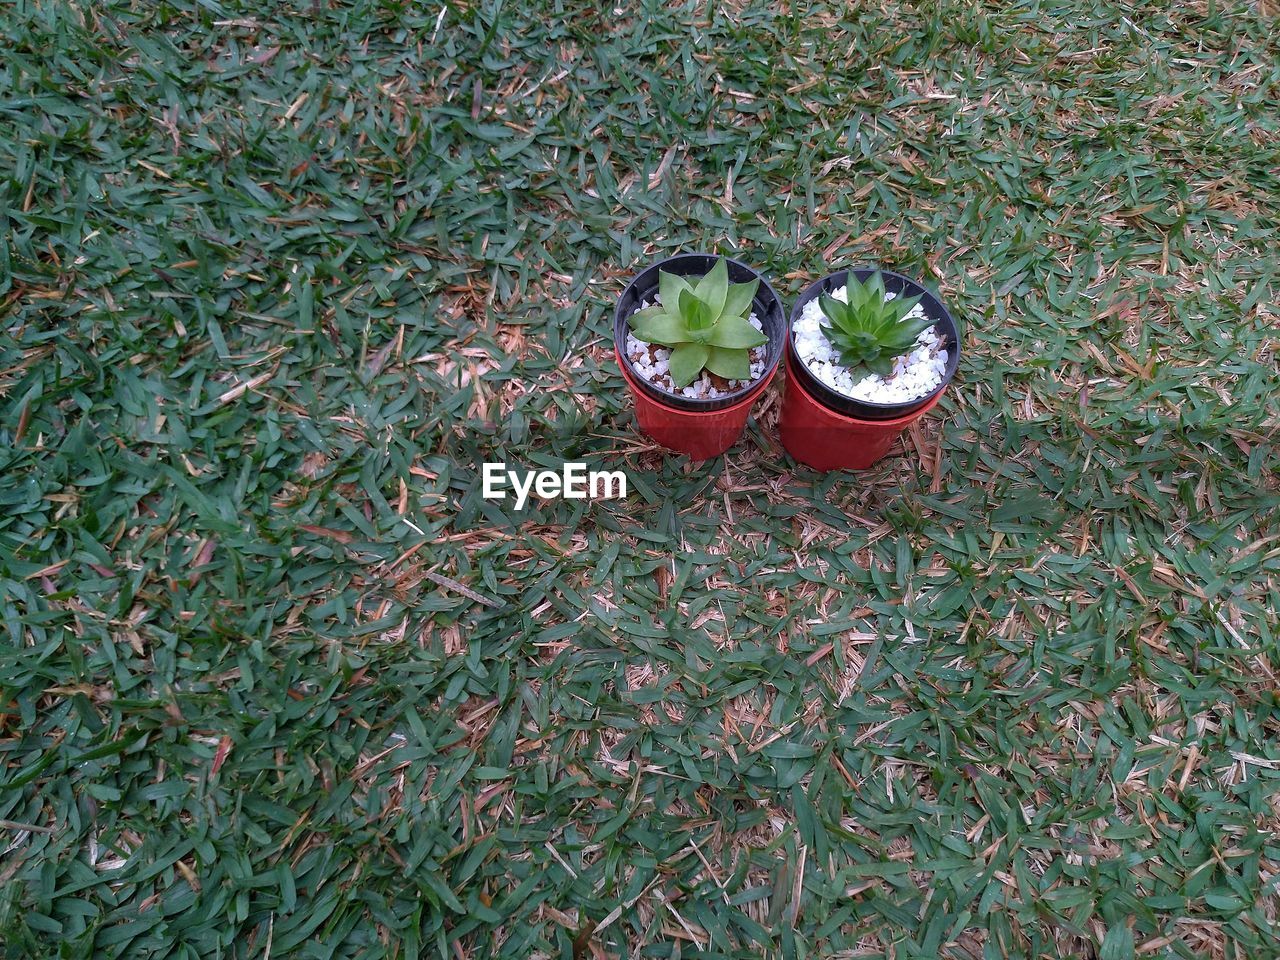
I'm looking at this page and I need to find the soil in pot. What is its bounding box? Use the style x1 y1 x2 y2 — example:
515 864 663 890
793 292 948 404
623 309 769 402
787 268 960 422
612 252 786 414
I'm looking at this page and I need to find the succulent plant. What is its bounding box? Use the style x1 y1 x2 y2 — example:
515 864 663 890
819 272 929 378
629 258 767 388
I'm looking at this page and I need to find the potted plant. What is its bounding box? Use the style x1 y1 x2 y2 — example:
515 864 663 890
614 253 786 461
779 267 960 471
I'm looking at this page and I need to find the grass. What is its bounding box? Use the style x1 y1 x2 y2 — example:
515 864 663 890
1 0 1279 956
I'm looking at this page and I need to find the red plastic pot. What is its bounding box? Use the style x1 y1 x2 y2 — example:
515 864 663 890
614 253 786 461
780 352 941 470
616 344 776 461
778 267 958 471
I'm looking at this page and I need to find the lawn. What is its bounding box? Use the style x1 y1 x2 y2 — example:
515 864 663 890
2 0 1279 957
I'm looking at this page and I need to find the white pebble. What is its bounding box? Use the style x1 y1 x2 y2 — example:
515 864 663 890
626 306 767 399
793 286 946 403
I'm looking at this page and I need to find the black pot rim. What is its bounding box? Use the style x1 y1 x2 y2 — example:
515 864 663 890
613 252 787 412
786 267 960 421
